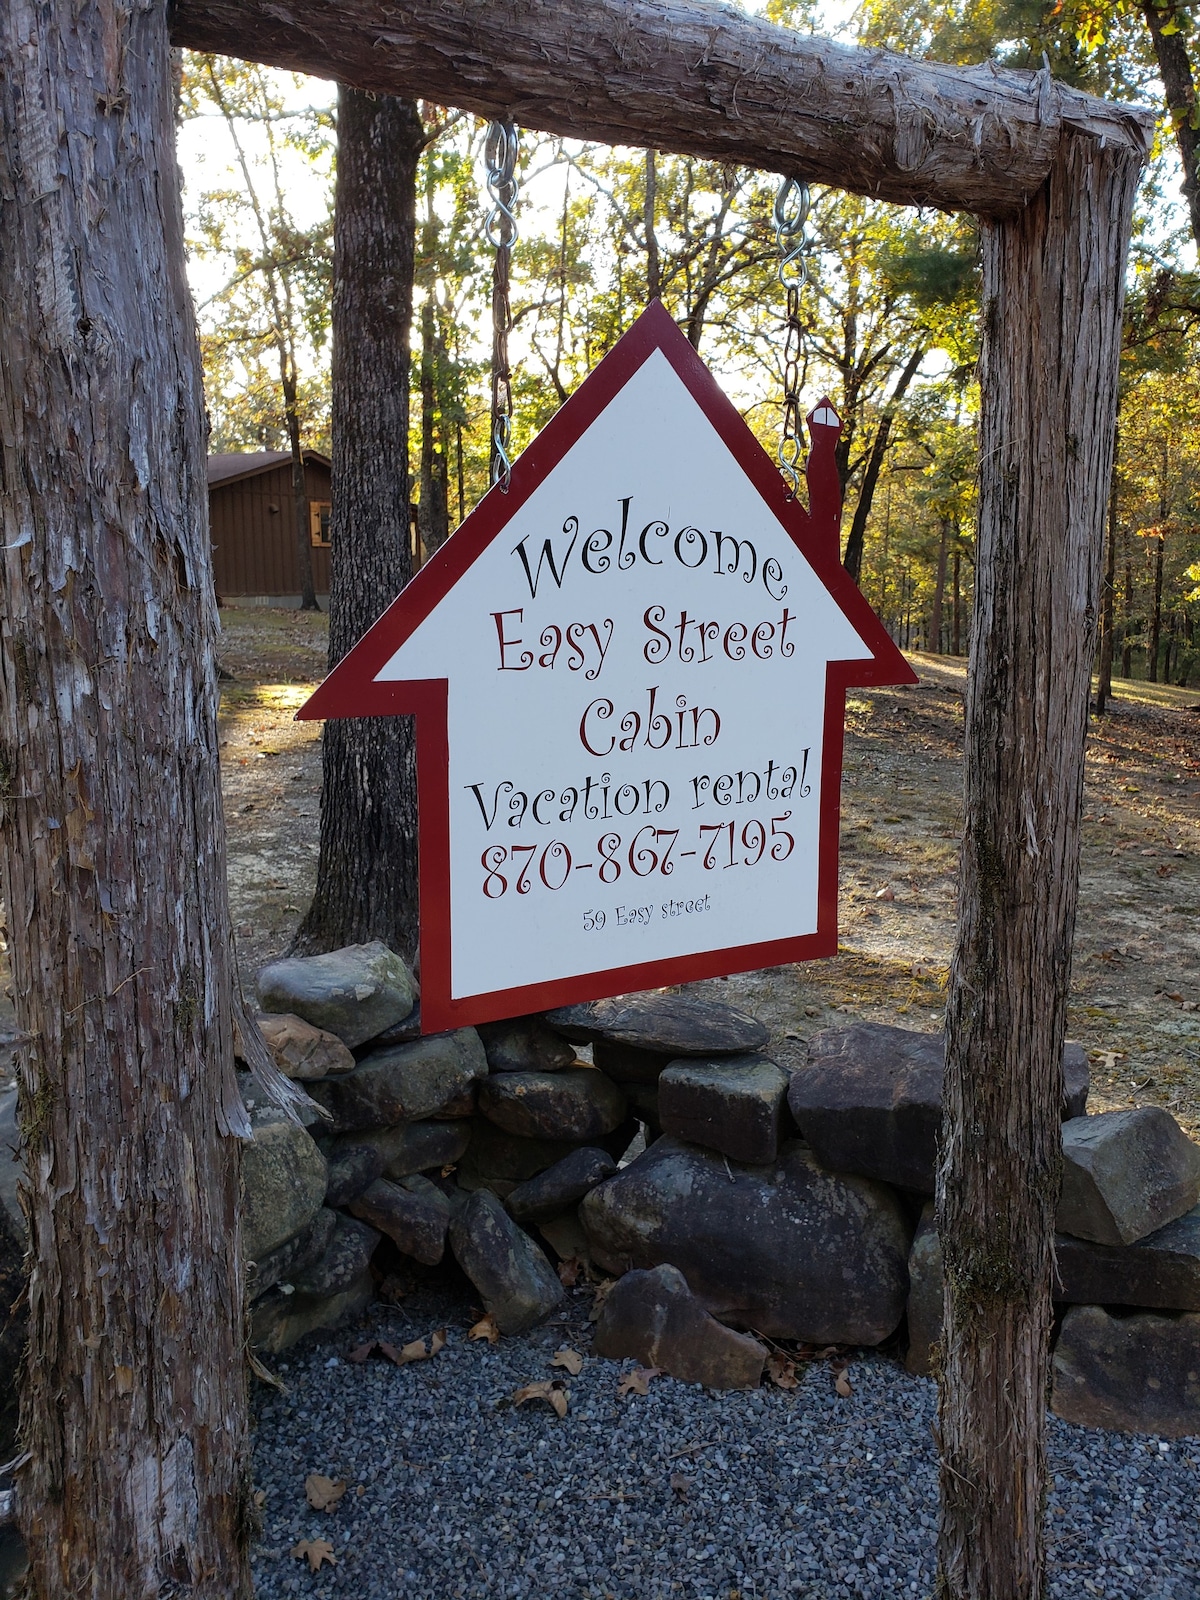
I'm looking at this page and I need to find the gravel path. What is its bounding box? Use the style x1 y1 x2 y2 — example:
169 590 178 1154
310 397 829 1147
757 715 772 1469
249 1281 1200 1600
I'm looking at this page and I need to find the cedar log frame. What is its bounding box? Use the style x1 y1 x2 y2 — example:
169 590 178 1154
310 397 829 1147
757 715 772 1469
3 0 1155 1596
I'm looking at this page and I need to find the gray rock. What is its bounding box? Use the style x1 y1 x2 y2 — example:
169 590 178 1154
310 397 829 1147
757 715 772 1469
290 1213 381 1298
1052 1304 1200 1437
0 1087 23 1243
339 1120 471 1180
241 1109 328 1263
1059 1108 1200 1246
537 1209 590 1266
658 1054 790 1165
251 1206 337 1300
506 1148 618 1224
624 1083 662 1136
256 1012 356 1079
459 1120 587 1188
348 1175 450 1266
478 1068 627 1142
1055 1203 1200 1310
478 1016 576 1073
448 1189 564 1334
906 1198 1200 1378
310 1029 487 1133
257 941 416 1048
545 993 768 1057
789 1024 1091 1195
370 1002 422 1046
324 1140 387 1207
593 1041 672 1087
251 1267 375 1355
904 1205 941 1378
581 1137 912 1344
593 1263 767 1390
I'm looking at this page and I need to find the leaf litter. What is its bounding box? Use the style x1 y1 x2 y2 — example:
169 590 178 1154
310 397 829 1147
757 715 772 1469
290 1538 336 1572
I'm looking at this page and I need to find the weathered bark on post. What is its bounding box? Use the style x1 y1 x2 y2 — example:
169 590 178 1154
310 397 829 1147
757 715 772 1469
291 89 424 958
936 121 1147 1600
0 2 253 1595
170 0 1146 218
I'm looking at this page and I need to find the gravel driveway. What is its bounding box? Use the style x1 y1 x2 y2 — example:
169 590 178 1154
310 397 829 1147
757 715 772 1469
249 1281 1200 1600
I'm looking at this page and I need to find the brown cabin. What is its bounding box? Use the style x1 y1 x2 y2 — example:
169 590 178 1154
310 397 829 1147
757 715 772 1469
208 449 332 605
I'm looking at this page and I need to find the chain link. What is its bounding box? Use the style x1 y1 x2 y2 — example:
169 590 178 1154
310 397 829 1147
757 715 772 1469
486 120 519 491
773 176 811 498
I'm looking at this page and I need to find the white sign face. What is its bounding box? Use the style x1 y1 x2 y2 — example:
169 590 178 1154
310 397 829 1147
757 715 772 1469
301 305 913 1032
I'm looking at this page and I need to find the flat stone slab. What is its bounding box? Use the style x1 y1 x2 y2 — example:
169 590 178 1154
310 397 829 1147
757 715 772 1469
593 1263 767 1390
506 1147 618 1224
251 1206 337 1301
1059 1108 1200 1246
242 1109 328 1263
251 1267 374 1355
545 993 768 1057
478 1068 627 1142
257 941 416 1049
366 1120 471 1180
458 1121 593 1189
310 1029 487 1132
581 1136 912 1345
1056 1204 1200 1311
477 1016 576 1073
349 1175 450 1266
291 1213 381 1299
789 1024 1091 1194
448 1189 564 1334
256 1013 356 1080
593 1041 672 1086
658 1054 790 1165
1052 1304 1200 1437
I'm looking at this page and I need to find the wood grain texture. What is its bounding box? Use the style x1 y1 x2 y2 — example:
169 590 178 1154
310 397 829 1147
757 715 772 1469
170 0 1152 217
936 124 1144 1600
0 1 253 1592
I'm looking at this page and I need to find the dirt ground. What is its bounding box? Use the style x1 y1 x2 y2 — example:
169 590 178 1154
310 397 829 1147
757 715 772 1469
2 603 1197 1137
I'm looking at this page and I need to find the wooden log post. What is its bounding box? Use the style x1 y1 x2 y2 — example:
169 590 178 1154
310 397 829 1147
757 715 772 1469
936 122 1148 1599
0 3 254 1594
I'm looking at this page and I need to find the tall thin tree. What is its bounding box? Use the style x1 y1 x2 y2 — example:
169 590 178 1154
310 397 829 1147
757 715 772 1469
292 90 424 956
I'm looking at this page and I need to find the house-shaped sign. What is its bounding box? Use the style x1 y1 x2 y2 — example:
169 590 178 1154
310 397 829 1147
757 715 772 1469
299 301 916 1033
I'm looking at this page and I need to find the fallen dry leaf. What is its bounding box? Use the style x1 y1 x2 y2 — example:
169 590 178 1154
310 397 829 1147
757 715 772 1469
551 1347 584 1376
557 1255 582 1288
347 1342 376 1364
669 1472 691 1500
512 1379 569 1418
469 1314 501 1345
252 1489 267 1512
291 1538 336 1572
765 1352 799 1390
304 1473 347 1512
588 1279 617 1322
875 884 895 901
834 1369 854 1399
618 1366 664 1398
430 1327 447 1356
379 1337 429 1367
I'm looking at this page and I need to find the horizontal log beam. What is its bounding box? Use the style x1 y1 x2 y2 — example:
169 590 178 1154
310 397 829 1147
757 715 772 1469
170 0 1153 218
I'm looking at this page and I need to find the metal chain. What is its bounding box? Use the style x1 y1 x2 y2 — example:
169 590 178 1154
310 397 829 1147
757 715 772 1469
773 175 811 498
486 120 520 491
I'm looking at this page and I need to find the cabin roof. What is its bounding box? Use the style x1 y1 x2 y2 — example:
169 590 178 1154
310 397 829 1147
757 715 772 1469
207 449 331 489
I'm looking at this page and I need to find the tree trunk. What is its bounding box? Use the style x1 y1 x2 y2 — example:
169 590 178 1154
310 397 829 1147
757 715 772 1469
283 360 320 611
930 519 950 653
1148 530 1165 683
937 126 1143 1600
418 296 451 558
645 149 661 303
841 343 924 583
170 0 1146 219
291 90 423 958
1122 535 1134 677
1141 4 1200 255
952 546 962 655
0 3 253 1595
1095 443 1119 714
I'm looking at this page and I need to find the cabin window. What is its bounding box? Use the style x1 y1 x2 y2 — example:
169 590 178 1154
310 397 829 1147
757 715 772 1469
309 501 332 547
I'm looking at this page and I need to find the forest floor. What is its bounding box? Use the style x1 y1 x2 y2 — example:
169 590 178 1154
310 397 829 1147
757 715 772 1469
2 603 1198 1135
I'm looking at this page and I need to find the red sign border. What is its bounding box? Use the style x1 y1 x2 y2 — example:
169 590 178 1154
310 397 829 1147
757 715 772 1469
299 302 917 1033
